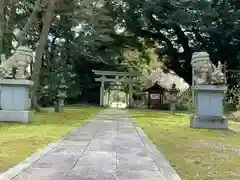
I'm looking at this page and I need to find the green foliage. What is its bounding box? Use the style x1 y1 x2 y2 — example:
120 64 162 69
176 87 194 111
37 0 130 105
3 0 240 105
110 0 240 84
230 111 240 122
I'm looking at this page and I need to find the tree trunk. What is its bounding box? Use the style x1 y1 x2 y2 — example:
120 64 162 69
18 0 42 46
31 0 56 111
0 0 6 55
5 0 17 56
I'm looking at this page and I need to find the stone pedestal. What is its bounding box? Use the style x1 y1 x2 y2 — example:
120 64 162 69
103 90 109 107
170 103 176 111
190 85 228 129
57 99 65 112
0 79 33 123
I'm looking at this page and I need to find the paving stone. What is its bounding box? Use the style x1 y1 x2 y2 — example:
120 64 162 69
117 154 159 171
86 138 118 152
116 169 164 180
66 151 116 180
13 167 66 180
59 140 89 147
118 134 141 139
117 147 149 156
118 140 145 149
13 154 78 180
31 154 78 170
50 147 84 155
96 133 117 138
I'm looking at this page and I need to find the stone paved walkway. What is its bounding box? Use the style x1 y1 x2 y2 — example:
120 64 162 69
0 109 181 180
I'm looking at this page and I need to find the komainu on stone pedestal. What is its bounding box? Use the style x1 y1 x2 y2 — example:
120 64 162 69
0 46 34 123
191 52 228 129
0 46 33 79
191 52 226 85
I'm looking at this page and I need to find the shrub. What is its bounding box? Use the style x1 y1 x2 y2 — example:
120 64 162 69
177 87 194 112
230 111 240 122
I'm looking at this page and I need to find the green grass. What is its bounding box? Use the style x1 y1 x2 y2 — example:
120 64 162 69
0 105 102 172
129 110 240 180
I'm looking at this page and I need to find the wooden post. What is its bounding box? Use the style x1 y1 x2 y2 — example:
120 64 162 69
108 89 110 106
103 90 106 106
148 92 151 109
100 80 105 106
129 81 133 108
117 88 119 108
126 92 129 107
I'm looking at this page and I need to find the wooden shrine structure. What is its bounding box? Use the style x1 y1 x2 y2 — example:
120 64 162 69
143 82 168 109
92 70 140 107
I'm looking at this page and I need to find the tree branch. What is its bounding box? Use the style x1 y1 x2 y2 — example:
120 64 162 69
17 0 42 46
0 0 7 54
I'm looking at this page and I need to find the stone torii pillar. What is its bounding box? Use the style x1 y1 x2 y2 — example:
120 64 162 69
107 89 111 106
128 78 133 108
126 92 129 107
100 77 105 106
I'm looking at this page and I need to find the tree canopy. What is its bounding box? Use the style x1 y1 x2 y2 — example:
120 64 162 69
0 0 239 106
109 0 240 84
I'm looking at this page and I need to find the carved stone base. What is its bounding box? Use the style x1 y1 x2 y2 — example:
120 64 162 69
55 106 64 112
0 110 32 123
58 106 64 112
0 79 33 122
190 115 228 129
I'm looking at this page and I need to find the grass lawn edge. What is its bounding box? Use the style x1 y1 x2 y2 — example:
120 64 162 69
128 109 240 180
0 106 102 173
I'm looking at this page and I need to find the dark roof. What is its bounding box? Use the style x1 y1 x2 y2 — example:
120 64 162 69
143 82 168 93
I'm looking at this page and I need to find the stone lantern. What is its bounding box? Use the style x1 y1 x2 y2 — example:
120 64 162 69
169 83 179 112
55 78 67 112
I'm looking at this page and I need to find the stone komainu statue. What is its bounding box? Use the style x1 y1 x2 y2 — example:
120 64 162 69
0 46 34 79
191 52 226 85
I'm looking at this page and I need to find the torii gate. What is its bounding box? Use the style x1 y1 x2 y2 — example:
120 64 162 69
92 70 139 107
